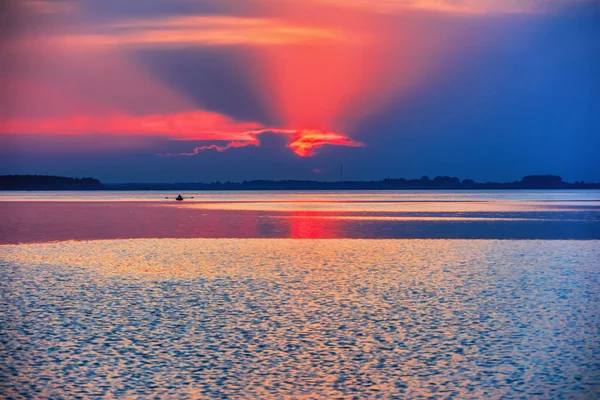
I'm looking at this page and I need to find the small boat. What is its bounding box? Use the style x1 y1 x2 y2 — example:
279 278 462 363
165 194 194 201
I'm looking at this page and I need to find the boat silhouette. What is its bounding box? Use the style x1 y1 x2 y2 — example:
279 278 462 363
165 194 194 201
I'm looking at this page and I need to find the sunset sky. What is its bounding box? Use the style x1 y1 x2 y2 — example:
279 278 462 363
1 0 598 183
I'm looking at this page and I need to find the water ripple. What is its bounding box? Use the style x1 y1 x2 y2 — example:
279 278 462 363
1 239 599 398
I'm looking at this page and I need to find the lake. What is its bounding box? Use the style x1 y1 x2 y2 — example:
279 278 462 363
1 191 599 398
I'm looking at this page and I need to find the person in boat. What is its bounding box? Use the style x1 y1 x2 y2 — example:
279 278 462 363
166 194 193 201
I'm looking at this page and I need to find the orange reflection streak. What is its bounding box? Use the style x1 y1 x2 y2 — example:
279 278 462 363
289 211 341 238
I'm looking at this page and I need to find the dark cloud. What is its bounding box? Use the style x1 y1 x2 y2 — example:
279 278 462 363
133 47 276 125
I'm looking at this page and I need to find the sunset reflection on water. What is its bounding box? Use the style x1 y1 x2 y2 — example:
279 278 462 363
289 211 341 238
1 239 599 398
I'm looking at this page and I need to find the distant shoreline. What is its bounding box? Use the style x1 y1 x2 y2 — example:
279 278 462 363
1 174 599 191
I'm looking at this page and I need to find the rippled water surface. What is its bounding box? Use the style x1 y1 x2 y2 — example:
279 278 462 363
1 191 599 398
2 239 599 398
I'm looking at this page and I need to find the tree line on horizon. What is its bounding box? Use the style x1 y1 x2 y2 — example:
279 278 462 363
0 175 103 190
1 174 598 190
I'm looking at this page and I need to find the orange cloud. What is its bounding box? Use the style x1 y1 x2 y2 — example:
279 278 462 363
50 15 352 48
288 129 363 157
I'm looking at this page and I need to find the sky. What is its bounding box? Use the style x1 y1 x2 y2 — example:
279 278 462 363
1 0 598 183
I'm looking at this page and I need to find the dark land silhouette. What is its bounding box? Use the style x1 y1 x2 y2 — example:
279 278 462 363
1 174 599 190
0 175 103 190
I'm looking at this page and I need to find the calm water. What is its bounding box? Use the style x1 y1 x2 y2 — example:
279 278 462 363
1 191 599 398
1 190 600 243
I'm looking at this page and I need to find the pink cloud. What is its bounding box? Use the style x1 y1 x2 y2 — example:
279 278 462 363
0 112 362 157
0 111 262 141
